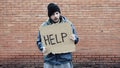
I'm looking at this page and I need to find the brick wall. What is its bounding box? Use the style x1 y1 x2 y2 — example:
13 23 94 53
0 0 120 68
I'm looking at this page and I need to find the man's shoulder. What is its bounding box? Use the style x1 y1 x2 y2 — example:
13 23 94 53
61 16 73 25
38 21 48 30
65 19 73 25
40 19 50 27
41 22 48 26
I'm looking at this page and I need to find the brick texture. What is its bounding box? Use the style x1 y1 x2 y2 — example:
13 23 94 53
0 0 120 68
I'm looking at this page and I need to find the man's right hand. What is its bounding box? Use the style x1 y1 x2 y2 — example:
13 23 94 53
42 47 46 53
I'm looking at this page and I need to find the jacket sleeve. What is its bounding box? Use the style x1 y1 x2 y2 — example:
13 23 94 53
71 24 79 44
36 31 43 51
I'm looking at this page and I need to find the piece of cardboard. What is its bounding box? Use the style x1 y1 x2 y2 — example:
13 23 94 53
39 23 75 55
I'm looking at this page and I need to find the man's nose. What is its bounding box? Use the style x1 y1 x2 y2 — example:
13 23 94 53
54 14 57 17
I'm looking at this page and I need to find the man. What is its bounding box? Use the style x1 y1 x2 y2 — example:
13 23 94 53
37 3 79 68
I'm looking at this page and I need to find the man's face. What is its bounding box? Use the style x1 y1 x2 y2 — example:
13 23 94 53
50 12 60 23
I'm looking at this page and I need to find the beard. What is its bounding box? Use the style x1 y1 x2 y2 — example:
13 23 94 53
49 16 62 24
50 17 60 23
53 18 59 23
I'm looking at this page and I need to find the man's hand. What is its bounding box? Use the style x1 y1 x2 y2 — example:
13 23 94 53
70 34 76 41
42 47 46 53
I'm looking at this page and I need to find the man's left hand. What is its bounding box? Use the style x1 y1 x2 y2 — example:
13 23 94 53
70 34 76 41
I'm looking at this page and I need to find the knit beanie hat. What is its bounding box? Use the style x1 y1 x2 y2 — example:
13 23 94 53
47 3 61 17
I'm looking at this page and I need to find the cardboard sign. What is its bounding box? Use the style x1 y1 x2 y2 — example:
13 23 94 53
39 23 75 55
